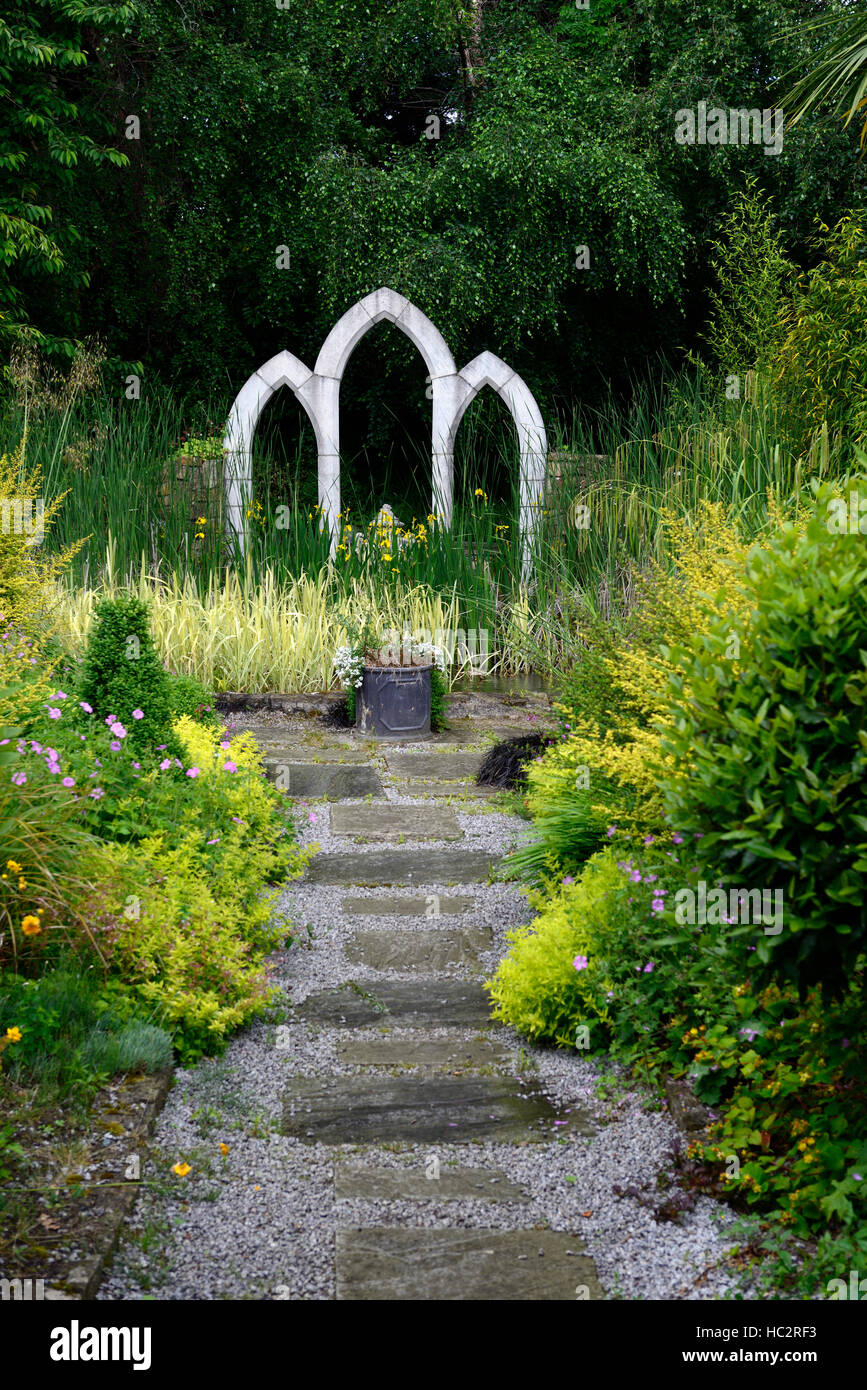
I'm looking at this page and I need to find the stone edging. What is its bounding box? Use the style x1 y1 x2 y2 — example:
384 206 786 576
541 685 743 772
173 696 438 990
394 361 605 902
46 1069 174 1300
214 690 553 718
663 1073 713 1146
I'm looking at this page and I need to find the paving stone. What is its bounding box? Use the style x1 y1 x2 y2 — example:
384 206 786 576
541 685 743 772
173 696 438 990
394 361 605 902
263 763 383 799
335 1037 509 1068
304 849 496 885
391 780 501 799
282 1074 592 1144
335 1229 603 1300
344 926 492 973
386 752 485 780
341 894 474 917
295 978 492 1028
258 745 369 763
334 1165 529 1202
330 804 462 841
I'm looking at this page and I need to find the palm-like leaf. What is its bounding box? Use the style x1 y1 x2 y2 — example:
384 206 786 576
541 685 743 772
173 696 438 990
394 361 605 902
783 13 867 148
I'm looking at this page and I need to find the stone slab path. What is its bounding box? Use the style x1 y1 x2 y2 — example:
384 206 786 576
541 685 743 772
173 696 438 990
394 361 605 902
98 712 742 1303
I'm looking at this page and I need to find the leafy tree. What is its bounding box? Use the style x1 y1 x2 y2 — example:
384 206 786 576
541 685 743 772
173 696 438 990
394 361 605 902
0 0 136 353
783 7 867 150
702 178 795 376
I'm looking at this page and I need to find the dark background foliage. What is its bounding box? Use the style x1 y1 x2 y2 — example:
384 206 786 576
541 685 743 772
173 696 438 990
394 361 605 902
3 0 866 498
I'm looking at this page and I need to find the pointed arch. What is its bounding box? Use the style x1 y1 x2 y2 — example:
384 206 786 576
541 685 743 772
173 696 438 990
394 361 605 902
223 289 547 578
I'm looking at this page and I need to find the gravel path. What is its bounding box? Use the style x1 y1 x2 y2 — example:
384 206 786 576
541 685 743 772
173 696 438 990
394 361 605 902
98 719 749 1301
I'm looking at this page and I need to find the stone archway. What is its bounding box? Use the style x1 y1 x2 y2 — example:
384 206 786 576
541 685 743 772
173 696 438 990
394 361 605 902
223 287 547 577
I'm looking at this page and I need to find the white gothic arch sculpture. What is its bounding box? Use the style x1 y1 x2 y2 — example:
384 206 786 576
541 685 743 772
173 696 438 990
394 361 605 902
223 287 547 579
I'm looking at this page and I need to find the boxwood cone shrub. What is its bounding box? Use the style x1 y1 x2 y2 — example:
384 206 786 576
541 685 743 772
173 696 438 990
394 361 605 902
658 475 867 996
77 596 183 757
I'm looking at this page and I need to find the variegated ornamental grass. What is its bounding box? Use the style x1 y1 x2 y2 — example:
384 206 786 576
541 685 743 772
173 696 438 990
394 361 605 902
48 562 502 692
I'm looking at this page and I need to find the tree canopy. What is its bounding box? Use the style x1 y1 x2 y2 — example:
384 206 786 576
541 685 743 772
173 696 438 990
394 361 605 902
2 0 866 424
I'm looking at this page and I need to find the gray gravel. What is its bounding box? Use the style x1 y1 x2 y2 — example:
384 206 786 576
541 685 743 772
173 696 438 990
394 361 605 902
98 773 756 1302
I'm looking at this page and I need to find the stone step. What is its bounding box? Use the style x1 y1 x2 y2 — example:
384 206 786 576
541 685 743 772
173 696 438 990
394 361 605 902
330 804 462 842
304 849 496 886
335 1229 602 1300
263 762 383 799
334 1165 529 1203
295 978 492 1028
341 894 474 917
385 752 485 780
344 926 492 974
282 1074 592 1144
335 1037 509 1069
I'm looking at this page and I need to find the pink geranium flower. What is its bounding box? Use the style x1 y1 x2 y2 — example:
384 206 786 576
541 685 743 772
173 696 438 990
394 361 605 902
132 709 144 719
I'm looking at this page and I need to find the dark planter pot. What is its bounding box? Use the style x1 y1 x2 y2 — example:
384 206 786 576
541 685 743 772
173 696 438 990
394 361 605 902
356 665 432 740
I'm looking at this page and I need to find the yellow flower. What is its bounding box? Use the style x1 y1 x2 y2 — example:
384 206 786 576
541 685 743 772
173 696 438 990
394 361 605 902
18 878 27 890
6 860 22 874
196 516 207 524
5 1026 22 1043
219 1143 229 1155
474 488 487 500
21 915 41 936
194 533 204 540
172 1162 191 1177
382 554 392 562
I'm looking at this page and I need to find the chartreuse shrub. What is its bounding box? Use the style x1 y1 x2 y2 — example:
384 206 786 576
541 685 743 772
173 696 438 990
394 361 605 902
83 834 289 1063
487 838 867 1242
76 595 182 756
0 439 84 634
487 838 710 1055
658 475 867 997
69 716 312 1061
504 503 756 884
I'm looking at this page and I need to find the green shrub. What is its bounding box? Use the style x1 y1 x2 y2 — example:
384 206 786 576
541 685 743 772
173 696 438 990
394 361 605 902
84 834 291 1063
702 178 794 378
486 840 705 1054
683 974 867 1238
76 595 182 756
774 212 867 460
166 674 216 724
0 965 172 1099
658 477 867 996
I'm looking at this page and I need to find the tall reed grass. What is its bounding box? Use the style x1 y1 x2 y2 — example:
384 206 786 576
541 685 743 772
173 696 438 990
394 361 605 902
3 347 843 687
